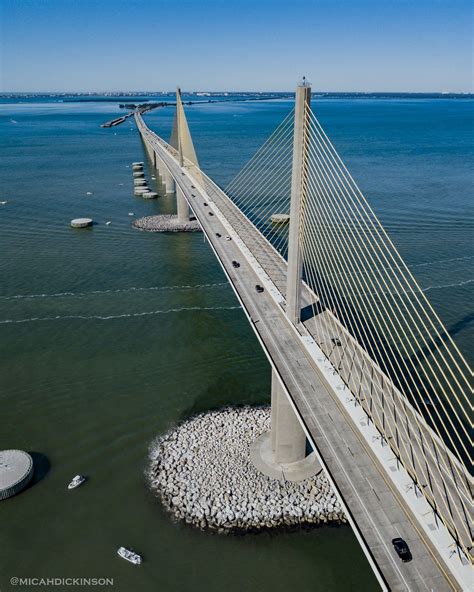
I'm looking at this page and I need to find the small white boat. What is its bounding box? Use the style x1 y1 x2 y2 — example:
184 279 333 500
68 475 86 490
105 221 112 225
117 546 142 565
128 212 135 216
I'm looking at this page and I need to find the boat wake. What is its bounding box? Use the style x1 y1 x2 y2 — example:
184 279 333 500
0 305 241 324
422 279 474 293
412 255 474 269
0 282 229 301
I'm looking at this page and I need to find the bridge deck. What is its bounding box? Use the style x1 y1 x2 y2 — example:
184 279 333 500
199 163 472 562
137 115 469 591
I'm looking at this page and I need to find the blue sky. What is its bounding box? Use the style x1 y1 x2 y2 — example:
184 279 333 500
1 0 472 92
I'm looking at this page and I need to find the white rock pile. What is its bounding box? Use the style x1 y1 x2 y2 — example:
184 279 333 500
133 214 201 233
148 406 346 532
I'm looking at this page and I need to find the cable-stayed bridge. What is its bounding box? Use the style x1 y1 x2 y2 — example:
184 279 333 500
134 84 472 591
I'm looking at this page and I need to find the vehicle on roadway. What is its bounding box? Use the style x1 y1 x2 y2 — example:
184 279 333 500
209 212 214 216
215 233 221 238
232 260 240 268
255 284 264 293
191 185 195 189
203 202 208 206
225 236 232 241
392 538 412 562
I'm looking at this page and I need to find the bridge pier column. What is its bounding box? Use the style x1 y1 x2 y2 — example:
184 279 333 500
271 370 306 463
250 370 320 481
286 82 311 326
176 186 190 222
163 169 175 194
155 154 164 179
144 138 154 163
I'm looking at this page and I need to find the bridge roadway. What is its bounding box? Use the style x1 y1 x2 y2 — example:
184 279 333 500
137 120 464 591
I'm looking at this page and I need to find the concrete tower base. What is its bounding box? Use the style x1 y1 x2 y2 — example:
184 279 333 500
250 370 320 481
250 432 320 482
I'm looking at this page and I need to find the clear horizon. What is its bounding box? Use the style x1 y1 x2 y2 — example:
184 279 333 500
1 0 472 93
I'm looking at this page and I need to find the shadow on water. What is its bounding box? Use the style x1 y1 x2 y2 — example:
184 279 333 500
178 375 269 424
447 311 474 341
301 301 323 322
28 451 51 486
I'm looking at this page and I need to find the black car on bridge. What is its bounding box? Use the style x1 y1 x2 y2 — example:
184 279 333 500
392 538 412 562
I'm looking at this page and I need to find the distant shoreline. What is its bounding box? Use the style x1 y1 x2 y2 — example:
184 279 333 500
1 91 473 103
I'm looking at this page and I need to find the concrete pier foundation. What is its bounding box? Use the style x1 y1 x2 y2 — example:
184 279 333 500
163 169 176 194
155 154 163 178
251 370 320 481
270 370 306 463
176 186 190 223
145 138 154 162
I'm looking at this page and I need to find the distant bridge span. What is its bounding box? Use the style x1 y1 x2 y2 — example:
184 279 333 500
133 86 472 591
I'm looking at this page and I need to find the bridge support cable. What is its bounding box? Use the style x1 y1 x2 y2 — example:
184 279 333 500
304 112 467 472
206 96 472 544
307 113 471 412
300 157 471 551
224 110 295 260
306 107 472 444
136 95 472 559
297 103 473 557
225 144 293 255
225 110 294 196
302 120 472 556
270 369 307 463
226 153 293 258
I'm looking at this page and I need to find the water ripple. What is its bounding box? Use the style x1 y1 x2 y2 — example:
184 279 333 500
0 282 229 301
0 305 242 324
422 279 474 292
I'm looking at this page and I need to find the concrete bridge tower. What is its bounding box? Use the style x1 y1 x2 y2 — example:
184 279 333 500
169 87 202 223
251 81 319 481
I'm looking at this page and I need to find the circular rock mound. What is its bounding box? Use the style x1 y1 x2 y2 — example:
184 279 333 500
133 214 201 233
70 218 93 228
0 450 34 500
148 407 346 532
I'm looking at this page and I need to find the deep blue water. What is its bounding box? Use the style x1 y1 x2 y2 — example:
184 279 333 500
0 94 472 592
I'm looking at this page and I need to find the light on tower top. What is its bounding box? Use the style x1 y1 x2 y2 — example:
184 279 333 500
300 76 311 88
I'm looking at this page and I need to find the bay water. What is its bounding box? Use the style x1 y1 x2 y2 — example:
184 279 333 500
0 94 472 592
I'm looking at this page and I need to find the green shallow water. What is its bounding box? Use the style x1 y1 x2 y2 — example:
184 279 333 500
0 95 472 592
